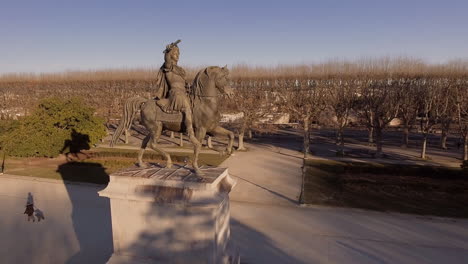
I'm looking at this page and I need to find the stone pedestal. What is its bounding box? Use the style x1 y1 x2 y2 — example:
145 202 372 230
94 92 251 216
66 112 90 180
99 165 238 264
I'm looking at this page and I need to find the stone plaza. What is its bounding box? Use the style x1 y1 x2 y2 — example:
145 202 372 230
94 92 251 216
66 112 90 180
1 141 467 263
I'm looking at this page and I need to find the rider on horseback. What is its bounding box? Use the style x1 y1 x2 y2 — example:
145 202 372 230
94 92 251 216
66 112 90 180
111 42 234 173
154 40 198 144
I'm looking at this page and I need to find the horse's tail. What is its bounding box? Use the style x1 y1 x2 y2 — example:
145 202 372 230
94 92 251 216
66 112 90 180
110 97 147 147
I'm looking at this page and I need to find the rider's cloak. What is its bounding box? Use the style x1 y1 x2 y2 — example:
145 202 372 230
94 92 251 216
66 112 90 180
154 67 169 100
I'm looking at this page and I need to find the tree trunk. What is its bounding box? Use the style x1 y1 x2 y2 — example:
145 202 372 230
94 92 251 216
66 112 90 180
375 127 383 158
170 131 175 139
247 129 253 139
421 133 428 159
237 123 247 150
440 120 450 150
106 107 112 128
368 127 374 145
402 125 409 148
299 158 306 204
0 152 5 174
335 128 340 145
337 126 345 156
179 133 183 147
238 131 245 151
464 134 468 161
368 111 374 145
207 136 213 148
124 129 129 144
440 131 448 150
303 117 310 159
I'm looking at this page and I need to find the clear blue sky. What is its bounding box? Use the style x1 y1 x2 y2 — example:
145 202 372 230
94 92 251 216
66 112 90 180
1 0 467 73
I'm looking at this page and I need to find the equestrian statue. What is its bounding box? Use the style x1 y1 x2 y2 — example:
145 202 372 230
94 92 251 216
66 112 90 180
110 40 234 175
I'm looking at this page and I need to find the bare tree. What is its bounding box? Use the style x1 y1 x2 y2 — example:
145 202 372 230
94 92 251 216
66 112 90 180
358 78 401 157
397 78 419 147
326 78 358 155
455 81 468 161
230 79 272 150
278 78 326 204
280 79 326 158
417 79 453 159
438 83 457 150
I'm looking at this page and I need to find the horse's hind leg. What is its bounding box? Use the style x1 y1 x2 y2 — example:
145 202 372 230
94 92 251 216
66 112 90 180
149 125 173 168
196 127 207 147
137 134 151 167
191 137 202 175
211 126 235 154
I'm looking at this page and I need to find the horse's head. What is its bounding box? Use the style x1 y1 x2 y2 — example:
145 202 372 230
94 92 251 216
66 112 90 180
205 65 233 98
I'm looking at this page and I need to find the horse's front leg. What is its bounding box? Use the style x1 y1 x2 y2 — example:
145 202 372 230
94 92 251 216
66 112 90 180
138 134 151 168
211 126 235 155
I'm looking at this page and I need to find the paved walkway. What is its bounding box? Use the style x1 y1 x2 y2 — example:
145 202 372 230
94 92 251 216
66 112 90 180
0 140 467 263
231 202 468 264
222 143 303 206
223 141 468 263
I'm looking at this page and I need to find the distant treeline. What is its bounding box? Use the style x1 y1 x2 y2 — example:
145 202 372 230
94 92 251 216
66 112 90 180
1 58 467 119
1 58 468 161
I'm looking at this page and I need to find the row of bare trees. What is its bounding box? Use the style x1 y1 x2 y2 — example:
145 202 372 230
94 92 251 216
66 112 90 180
224 75 468 163
0 79 155 124
1 60 468 162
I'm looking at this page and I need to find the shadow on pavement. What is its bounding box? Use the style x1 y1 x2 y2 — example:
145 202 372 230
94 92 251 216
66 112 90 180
57 162 113 264
230 172 298 205
230 218 308 264
122 206 306 264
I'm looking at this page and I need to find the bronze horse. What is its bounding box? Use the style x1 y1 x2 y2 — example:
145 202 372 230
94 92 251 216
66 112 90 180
110 66 234 174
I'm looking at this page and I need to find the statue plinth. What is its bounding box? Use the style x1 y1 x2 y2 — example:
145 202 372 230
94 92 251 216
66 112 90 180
99 165 238 264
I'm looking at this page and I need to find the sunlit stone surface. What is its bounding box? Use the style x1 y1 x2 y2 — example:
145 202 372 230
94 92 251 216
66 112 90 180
99 165 238 264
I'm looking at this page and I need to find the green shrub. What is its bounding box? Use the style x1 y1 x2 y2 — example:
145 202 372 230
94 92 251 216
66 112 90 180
0 97 106 157
0 119 20 135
